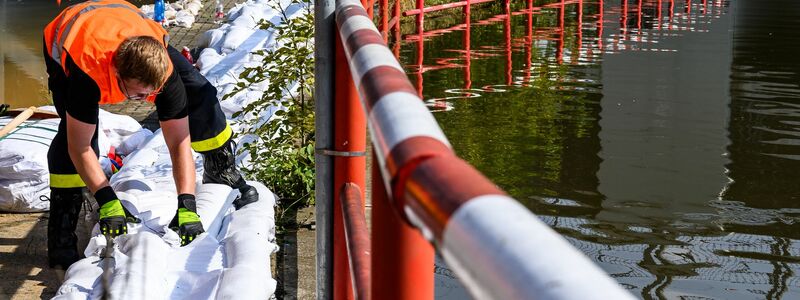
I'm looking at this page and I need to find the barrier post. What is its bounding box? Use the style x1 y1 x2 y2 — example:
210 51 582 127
380 0 388 41
464 0 471 89
314 0 336 297
504 0 511 85
333 31 366 300
340 183 370 300
371 161 435 300
393 0 401 57
557 0 565 64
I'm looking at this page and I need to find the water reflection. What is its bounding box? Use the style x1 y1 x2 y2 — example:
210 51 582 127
392 0 800 297
0 0 67 107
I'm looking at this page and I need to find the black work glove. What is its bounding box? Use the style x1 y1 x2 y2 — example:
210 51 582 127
169 194 205 246
95 186 138 238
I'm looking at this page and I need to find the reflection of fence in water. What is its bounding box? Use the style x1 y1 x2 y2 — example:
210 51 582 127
387 0 731 107
538 214 800 297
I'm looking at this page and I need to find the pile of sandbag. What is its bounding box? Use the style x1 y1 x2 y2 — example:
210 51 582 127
194 0 305 165
0 107 153 212
55 129 278 299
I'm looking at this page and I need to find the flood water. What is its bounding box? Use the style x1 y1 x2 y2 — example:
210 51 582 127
394 0 800 298
0 0 65 108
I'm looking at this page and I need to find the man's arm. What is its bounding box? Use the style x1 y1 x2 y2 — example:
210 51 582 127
66 113 108 193
161 116 196 196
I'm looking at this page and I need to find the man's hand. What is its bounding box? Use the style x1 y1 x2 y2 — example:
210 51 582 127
170 194 205 246
95 186 138 238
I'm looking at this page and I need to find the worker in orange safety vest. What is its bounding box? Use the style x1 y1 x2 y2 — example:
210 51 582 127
43 0 259 278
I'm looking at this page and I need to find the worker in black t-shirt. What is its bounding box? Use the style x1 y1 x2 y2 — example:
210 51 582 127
43 0 258 276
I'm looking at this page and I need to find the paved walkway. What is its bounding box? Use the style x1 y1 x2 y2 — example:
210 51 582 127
102 0 240 130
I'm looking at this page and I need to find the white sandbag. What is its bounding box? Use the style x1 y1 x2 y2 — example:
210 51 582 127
0 117 58 212
174 10 196 28
220 26 257 54
185 0 202 15
116 129 153 156
230 5 269 28
0 177 50 212
0 118 58 180
196 48 223 75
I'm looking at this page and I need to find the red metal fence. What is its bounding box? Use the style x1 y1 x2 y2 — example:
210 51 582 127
324 0 638 299
320 0 729 299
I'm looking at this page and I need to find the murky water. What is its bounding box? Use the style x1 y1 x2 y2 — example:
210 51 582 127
395 0 800 298
0 0 64 108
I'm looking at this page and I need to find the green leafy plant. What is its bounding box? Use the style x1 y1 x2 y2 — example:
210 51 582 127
227 0 315 220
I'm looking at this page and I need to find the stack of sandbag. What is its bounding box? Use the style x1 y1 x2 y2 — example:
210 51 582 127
0 107 153 212
54 129 278 299
194 0 305 165
0 117 59 212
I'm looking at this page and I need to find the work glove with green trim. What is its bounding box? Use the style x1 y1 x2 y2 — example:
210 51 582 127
170 194 205 246
95 186 139 238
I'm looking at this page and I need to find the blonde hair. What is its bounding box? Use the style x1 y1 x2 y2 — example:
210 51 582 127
113 36 170 88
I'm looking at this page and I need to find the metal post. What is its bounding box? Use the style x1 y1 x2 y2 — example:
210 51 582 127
670 0 674 24
415 11 424 99
577 0 583 63
380 0 388 41
340 183 370 300
504 0 511 85
524 0 531 84
314 0 336 297
333 31 366 300
371 161 434 300
393 0 401 58
464 0 471 89
657 0 662 30
557 0 565 64
598 0 604 49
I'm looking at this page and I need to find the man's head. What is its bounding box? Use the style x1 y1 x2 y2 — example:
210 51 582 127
113 36 170 100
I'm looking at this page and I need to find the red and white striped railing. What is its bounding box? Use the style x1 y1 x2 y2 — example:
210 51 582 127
331 0 636 298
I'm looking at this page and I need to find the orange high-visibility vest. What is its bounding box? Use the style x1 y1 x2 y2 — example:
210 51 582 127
44 0 173 104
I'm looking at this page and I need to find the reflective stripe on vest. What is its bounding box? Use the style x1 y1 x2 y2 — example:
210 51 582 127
50 174 87 189
49 2 149 68
191 123 233 153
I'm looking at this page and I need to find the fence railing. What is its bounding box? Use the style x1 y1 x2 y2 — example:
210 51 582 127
316 0 638 299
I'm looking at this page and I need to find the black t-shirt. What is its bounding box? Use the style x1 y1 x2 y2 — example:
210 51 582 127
63 53 188 124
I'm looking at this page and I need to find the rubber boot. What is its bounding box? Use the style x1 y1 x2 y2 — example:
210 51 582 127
201 140 259 209
47 187 85 272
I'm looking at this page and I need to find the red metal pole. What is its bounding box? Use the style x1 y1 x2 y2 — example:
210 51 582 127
657 0 662 30
620 0 628 35
686 0 691 14
333 31 366 300
637 0 642 30
393 0 401 58
670 0 674 26
416 0 424 27
576 0 583 64
403 0 493 16
505 0 512 85
371 158 434 300
340 183 370 300
381 0 389 42
597 0 603 49
524 0 531 84
464 0 472 89
557 0 565 64
416 13 424 99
